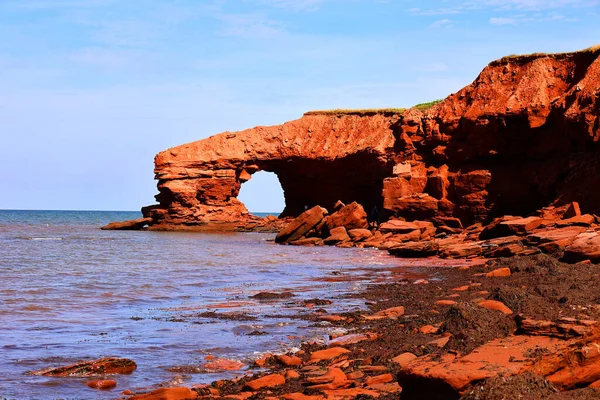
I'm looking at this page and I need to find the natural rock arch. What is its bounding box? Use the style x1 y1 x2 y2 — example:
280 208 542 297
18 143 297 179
142 112 400 229
237 170 284 215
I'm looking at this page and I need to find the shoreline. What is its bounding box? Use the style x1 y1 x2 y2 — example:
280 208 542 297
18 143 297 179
113 253 600 400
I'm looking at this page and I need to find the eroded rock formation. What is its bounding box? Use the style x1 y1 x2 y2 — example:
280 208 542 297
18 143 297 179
107 46 600 231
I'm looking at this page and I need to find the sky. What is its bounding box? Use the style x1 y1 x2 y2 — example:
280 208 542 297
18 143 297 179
0 0 598 212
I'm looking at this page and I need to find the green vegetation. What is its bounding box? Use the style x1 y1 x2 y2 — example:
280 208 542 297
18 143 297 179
305 100 444 117
304 108 407 117
413 99 443 111
493 44 600 65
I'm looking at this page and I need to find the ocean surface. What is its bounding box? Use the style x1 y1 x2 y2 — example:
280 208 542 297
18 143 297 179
0 210 418 400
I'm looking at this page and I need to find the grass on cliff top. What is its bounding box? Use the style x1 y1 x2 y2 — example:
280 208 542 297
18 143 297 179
493 44 600 65
413 99 443 111
305 99 443 117
304 108 407 117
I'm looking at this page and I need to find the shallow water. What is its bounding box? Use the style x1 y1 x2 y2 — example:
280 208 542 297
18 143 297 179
0 210 429 399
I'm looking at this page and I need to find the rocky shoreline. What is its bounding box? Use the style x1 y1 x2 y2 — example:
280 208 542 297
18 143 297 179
33 251 600 399
273 199 600 264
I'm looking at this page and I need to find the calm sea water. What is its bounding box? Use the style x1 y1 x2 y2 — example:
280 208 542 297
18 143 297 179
0 210 411 400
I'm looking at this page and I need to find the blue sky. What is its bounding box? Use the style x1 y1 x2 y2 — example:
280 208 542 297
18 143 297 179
0 0 598 212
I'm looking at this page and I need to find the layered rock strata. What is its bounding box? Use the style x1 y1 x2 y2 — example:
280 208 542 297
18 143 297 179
106 46 600 231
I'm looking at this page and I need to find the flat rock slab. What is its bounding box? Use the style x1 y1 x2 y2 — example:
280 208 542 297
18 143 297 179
275 206 327 243
398 335 573 397
101 218 152 230
563 232 600 262
28 357 137 377
380 220 420 234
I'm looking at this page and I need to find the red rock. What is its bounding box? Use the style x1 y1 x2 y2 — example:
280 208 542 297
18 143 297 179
435 300 457 306
379 220 420 234
529 332 600 390
477 300 513 314
276 355 302 367
129 387 198 400
306 367 349 390
290 237 324 246
399 335 573 396
324 202 368 231
388 194 439 220
368 382 402 393
86 379 117 390
329 333 375 346
363 306 405 320
29 357 136 377
556 214 595 227
518 317 599 338
347 228 372 241
281 393 324 400
482 216 543 239
428 335 452 348
323 226 351 245
392 352 417 367
203 358 245 371
563 232 600 263
284 369 301 379
419 325 438 334
309 347 351 362
244 374 285 391
501 217 544 234
563 202 582 219
318 315 347 322
322 388 380 399
486 267 511 277
346 370 364 379
254 354 273 367
275 206 327 243
366 373 394 386
528 226 586 244
589 379 600 389
388 241 439 258
439 242 483 258
101 218 152 230
452 285 470 291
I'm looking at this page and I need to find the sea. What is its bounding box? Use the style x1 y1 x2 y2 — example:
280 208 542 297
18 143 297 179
0 210 415 400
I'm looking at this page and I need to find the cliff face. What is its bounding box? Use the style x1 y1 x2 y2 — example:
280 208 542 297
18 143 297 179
140 47 600 230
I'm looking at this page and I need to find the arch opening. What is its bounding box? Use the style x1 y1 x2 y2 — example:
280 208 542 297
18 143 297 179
238 171 285 217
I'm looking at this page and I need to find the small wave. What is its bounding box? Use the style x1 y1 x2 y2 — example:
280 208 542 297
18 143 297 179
28 237 63 241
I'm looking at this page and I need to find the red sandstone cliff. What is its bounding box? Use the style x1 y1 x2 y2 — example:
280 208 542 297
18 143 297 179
117 46 599 231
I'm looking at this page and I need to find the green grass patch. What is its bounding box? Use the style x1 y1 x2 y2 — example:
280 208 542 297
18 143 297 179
304 108 407 117
413 99 443 111
304 100 446 117
492 44 600 65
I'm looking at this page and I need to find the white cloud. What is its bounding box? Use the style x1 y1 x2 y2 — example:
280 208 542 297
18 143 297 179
70 47 151 70
217 13 285 38
407 0 597 17
490 17 518 24
429 19 454 28
477 0 598 10
408 7 462 16
248 0 328 11
91 20 161 47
